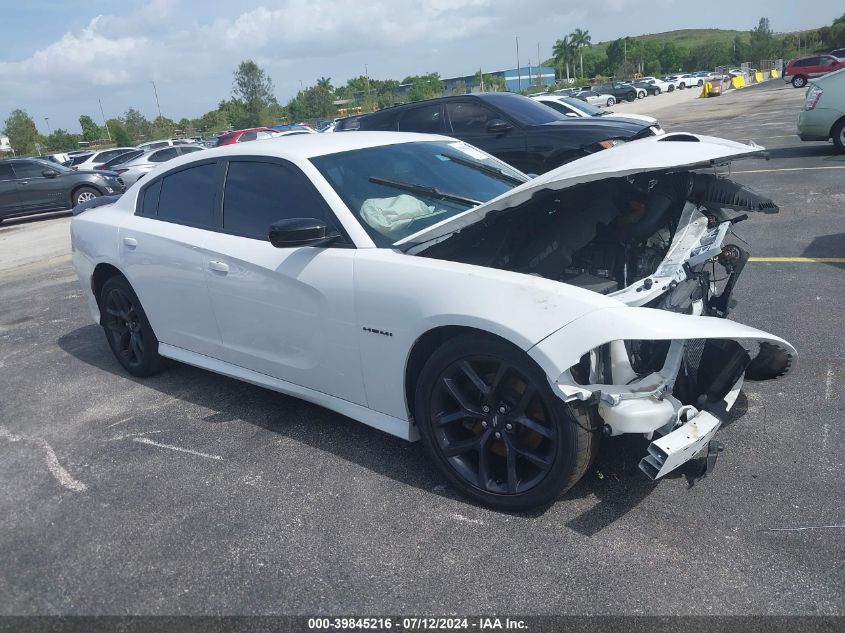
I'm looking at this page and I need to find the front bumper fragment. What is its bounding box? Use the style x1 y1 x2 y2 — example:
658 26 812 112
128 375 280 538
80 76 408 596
639 409 722 479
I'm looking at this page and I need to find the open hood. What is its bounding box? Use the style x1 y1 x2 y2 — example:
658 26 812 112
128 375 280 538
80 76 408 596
397 133 767 251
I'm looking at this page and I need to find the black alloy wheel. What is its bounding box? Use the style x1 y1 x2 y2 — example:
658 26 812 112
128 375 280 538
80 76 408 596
625 92 636 102
415 335 597 511
100 276 166 377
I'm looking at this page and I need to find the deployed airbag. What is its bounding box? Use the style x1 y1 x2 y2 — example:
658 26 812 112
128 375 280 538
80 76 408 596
360 194 440 237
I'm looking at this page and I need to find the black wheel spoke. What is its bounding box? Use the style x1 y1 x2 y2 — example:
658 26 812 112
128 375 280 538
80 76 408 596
442 377 482 416
442 433 483 457
130 333 143 362
511 414 554 439
487 363 509 400
105 306 126 319
477 429 492 490
505 439 518 494
512 384 536 417
435 409 479 427
511 443 552 471
459 360 489 395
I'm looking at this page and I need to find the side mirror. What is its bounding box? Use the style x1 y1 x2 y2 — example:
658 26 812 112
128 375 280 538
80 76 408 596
42 169 58 178
268 218 339 248
485 118 512 135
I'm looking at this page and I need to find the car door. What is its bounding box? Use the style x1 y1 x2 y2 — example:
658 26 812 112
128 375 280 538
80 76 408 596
10 160 65 211
200 157 366 404
443 99 527 171
0 163 21 216
119 159 225 358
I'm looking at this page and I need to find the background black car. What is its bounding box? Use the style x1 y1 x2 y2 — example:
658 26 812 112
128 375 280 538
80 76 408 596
0 158 125 223
346 92 654 174
595 82 639 102
632 80 662 95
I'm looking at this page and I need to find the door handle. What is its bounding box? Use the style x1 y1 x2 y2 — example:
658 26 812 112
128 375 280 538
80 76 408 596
122 237 138 249
208 260 229 274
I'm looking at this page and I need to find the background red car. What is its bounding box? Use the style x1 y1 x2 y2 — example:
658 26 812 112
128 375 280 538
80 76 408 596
213 127 279 146
784 55 845 88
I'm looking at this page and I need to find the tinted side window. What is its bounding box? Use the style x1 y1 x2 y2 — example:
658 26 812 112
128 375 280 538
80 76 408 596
157 163 217 227
0 164 14 180
445 101 498 134
139 179 162 217
179 146 203 155
149 148 178 162
398 105 444 133
11 161 45 179
237 131 258 143
359 112 399 131
222 160 336 240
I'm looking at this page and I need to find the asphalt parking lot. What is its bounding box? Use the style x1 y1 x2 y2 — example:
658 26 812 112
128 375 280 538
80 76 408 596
0 79 842 617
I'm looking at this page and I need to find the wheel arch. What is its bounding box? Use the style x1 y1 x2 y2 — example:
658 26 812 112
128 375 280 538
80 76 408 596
829 114 845 140
404 325 523 420
91 262 126 323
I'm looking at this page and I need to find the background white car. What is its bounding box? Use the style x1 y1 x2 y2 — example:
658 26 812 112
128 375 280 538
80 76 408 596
573 89 617 107
531 94 665 134
639 76 675 92
70 132 794 510
70 147 138 171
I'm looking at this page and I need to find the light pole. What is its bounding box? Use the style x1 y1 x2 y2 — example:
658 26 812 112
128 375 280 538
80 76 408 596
151 81 163 120
99 98 112 141
44 117 51 135
515 36 521 91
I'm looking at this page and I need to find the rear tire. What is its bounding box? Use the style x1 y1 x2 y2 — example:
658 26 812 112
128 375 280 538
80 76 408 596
606 97 616 107
655 88 662 95
625 92 636 102
668 84 675 92
99 276 166 377
832 119 845 153
414 335 598 511
792 75 807 88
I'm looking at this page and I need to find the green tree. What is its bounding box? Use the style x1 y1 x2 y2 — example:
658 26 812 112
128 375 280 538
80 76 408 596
106 119 132 146
231 60 277 127
750 17 775 62
473 70 506 92
123 107 151 141
657 41 687 73
553 36 576 83
43 128 80 152
570 28 592 78
403 73 442 101
687 40 732 69
3 109 41 155
78 115 100 142
151 115 175 139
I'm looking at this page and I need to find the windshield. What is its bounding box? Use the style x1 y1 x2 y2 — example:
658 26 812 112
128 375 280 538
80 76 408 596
311 140 527 246
559 96 605 116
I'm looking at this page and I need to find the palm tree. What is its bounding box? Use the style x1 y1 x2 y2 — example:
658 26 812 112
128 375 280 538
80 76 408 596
553 36 575 84
316 77 333 91
569 28 592 79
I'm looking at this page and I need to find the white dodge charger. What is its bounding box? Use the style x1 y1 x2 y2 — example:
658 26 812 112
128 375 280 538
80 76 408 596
70 132 794 510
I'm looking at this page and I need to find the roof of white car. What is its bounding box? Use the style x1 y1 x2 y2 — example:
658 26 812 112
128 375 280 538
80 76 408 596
209 132 452 160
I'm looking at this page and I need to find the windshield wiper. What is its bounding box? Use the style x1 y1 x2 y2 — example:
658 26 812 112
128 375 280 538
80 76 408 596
438 152 525 186
369 176 481 207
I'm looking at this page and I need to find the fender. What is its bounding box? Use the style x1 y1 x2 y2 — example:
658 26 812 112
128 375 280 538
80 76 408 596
527 306 796 381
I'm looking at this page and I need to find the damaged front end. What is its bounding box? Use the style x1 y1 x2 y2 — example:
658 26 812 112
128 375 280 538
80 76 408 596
406 134 796 479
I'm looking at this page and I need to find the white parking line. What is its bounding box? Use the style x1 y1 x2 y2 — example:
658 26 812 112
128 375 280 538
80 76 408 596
132 437 223 460
733 165 845 174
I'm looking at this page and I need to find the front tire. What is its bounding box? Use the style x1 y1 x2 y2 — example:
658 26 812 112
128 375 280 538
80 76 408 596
414 335 598 511
792 75 807 88
668 84 675 92
72 186 100 207
625 92 635 102
100 276 166 377
606 97 616 107
832 119 845 153
655 87 662 95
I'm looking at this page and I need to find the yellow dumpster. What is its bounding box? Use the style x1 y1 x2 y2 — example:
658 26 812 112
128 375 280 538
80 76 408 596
771 69 779 79
731 75 746 89
754 71 764 83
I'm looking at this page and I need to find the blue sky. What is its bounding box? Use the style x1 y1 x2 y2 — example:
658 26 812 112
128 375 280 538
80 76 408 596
1 0 842 133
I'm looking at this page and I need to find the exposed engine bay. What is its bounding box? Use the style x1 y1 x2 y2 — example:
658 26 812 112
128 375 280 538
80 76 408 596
419 169 778 318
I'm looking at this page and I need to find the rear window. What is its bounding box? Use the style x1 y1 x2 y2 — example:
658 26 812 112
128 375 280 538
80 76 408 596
215 134 235 146
156 163 217 227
